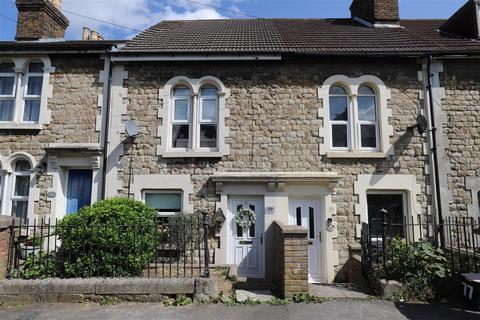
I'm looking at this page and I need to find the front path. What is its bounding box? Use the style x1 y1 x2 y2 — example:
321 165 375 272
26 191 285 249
0 300 478 320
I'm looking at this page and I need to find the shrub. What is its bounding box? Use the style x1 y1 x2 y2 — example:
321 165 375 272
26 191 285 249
17 252 57 279
55 197 158 277
382 237 448 301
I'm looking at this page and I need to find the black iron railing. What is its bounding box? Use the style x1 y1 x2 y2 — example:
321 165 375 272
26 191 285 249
7 213 211 279
361 215 480 279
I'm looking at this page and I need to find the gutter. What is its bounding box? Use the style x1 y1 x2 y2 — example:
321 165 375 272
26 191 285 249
426 55 445 246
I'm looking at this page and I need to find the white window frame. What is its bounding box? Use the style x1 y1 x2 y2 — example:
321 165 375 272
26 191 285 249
10 160 32 221
158 76 230 158
0 57 54 130
329 85 351 151
22 69 44 123
356 85 380 151
198 88 219 151
0 63 17 122
318 75 393 158
171 89 193 151
142 189 183 218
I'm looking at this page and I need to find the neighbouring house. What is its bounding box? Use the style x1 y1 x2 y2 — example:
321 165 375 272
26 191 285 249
1 0 480 285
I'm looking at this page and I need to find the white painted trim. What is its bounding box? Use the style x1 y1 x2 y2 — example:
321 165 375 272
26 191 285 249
2 152 39 221
130 174 194 213
158 76 230 157
318 75 394 157
466 177 480 218
105 64 129 197
475 0 480 39
111 55 282 62
354 174 422 240
0 56 53 129
47 155 102 220
421 60 450 220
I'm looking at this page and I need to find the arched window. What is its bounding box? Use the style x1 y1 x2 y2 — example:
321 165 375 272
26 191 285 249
329 85 349 149
11 159 31 220
199 86 218 149
357 85 378 149
23 62 44 122
171 87 192 149
160 76 230 156
328 83 379 151
0 62 16 122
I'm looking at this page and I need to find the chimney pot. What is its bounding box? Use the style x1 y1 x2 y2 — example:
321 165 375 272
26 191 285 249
82 27 91 40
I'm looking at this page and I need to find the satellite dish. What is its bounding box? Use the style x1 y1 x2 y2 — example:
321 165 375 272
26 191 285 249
407 115 429 135
416 115 428 135
125 120 140 138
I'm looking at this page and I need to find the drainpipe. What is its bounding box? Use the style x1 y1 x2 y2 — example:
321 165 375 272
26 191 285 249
426 55 445 246
101 57 114 200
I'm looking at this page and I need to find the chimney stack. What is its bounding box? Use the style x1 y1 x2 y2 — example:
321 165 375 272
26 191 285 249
15 0 69 40
350 0 400 28
81 27 104 41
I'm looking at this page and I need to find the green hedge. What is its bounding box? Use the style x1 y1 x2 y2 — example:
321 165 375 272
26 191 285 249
55 197 158 277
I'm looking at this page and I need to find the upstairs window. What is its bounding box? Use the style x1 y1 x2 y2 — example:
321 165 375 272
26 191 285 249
23 62 44 122
0 60 48 127
170 85 219 151
171 87 192 149
0 62 16 122
328 83 379 151
199 86 218 149
329 85 349 149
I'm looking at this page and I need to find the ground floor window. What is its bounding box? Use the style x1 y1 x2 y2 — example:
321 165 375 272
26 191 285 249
367 192 406 240
11 160 31 220
144 190 182 223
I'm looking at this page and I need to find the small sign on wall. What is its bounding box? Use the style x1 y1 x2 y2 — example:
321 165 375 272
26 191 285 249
47 192 56 199
265 207 275 215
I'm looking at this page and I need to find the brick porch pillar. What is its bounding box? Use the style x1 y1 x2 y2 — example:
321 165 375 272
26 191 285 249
273 220 309 298
0 216 13 280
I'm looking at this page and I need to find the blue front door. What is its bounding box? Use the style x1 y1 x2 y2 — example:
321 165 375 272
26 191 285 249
66 169 93 215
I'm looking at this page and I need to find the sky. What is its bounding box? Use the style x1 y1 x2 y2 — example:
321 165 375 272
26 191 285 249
0 0 470 41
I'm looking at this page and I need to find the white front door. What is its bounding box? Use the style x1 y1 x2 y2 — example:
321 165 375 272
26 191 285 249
229 198 264 278
290 200 324 283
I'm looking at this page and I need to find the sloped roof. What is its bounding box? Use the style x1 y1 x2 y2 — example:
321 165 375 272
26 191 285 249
119 18 480 56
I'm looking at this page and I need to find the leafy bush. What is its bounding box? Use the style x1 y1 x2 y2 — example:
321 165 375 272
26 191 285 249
16 252 57 279
55 197 158 277
382 237 448 301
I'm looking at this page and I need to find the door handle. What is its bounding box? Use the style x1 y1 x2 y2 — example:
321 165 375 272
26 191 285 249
318 232 322 242
260 235 263 245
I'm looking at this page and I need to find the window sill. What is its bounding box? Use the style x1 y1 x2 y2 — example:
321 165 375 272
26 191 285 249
0 123 43 130
161 151 224 158
326 151 388 159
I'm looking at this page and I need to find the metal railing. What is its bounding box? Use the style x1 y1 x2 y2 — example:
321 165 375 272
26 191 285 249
7 213 211 279
361 214 480 279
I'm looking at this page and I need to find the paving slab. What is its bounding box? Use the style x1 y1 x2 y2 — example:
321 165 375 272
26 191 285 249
236 290 274 303
309 283 370 299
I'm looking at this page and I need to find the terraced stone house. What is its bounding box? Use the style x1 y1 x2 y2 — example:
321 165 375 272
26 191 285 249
1 0 480 284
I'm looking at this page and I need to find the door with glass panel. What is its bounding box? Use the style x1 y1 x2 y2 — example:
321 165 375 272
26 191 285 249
229 198 264 278
290 199 323 283
66 169 93 215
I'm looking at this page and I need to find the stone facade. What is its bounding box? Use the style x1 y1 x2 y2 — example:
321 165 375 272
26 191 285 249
0 55 106 219
440 59 480 218
112 57 430 277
